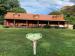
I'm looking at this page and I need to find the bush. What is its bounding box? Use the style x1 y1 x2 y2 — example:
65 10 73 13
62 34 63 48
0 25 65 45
43 25 50 28
73 24 75 29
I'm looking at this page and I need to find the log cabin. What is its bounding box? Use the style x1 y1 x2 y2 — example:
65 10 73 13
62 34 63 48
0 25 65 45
4 12 68 28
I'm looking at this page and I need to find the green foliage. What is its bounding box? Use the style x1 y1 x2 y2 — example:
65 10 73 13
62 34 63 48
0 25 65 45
10 7 26 13
0 0 26 14
64 16 75 24
61 5 75 24
0 4 7 15
0 0 26 22
0 0 19 9
49 5 75 24
0 28 75 56
48 11 63 15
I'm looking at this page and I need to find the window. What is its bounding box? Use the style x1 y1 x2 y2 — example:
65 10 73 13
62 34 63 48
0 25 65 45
52 15 58 18
33 15 39 19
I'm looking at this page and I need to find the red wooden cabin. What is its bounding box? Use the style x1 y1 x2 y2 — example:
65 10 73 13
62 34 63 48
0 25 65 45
4 12 68 28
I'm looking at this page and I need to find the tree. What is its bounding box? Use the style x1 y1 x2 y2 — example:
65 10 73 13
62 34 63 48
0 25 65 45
61 5 75 24
61 6 74 15
48 11 63 15
0 4 6 15
0 0 26 23
10 7 26 13
0 0 26 15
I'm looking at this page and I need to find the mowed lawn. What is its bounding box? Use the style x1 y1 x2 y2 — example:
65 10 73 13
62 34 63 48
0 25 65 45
0 28 75 56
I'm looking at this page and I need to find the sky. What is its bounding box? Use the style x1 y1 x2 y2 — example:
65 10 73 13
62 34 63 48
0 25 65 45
19 0 75 14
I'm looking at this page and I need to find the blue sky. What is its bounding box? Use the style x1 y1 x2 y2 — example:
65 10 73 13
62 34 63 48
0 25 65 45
19 0 74 14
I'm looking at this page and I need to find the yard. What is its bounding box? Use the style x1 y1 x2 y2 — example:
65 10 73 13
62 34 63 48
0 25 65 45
0 28 75 56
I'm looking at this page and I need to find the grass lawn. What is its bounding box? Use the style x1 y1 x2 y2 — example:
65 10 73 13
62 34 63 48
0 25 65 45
0 25 4 29
0 28 75 56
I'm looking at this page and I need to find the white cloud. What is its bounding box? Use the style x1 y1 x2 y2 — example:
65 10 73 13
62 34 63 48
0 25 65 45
19 0 74 14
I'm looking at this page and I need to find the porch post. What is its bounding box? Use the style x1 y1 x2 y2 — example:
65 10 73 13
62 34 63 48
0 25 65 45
48 21 49 25
58 21 60 26
14 19 16 27
26 20 28 28
37 21 39 27
4 20 6 26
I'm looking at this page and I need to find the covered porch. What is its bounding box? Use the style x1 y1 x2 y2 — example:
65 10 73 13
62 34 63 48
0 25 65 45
4 19 68 28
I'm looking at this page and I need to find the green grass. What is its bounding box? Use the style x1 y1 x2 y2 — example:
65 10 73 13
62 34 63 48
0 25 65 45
0 28 75 56
0 25 4 29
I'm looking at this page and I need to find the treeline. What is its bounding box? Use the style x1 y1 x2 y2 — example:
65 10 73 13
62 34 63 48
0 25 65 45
49 5 75 24
0 0 26 23
0 0 26 19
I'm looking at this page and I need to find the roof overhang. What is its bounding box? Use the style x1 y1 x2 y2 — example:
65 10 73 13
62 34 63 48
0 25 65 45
4 18 66 22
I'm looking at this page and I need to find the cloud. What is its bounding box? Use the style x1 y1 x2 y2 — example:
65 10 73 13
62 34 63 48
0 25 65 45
19 0 74 14
70 0 75 3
